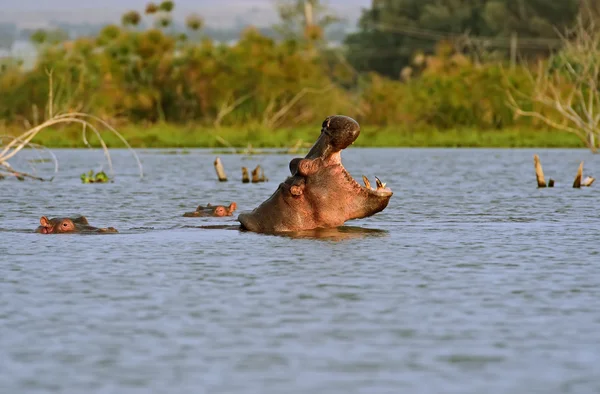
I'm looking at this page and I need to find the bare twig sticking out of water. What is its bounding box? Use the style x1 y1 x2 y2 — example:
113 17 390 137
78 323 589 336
573 161 584 188
0 162 47 181
0 113 144 181
533 154 595 188
0 135 59 178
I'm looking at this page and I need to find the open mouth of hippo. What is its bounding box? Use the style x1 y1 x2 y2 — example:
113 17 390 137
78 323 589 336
238 115 393 233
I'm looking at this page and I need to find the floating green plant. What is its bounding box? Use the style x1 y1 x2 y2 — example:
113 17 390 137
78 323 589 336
80 170 111 183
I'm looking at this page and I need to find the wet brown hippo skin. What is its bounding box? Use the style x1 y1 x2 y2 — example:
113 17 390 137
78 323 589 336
238 115 393 233
35 216 118 234
183 202 237 217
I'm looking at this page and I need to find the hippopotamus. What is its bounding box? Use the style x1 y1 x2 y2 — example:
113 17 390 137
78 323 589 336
238 115 393 233
183 202 237 217
35 216 118 234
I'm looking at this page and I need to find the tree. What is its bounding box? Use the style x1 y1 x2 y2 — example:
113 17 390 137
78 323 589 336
507 17 600 152
159 1 174 13
29 28 69 46
483 0 579 37
157 16 172 29
122 10 141 27
185 14 204 32
274 0 339 43
345 0 580 78
145 2 159 14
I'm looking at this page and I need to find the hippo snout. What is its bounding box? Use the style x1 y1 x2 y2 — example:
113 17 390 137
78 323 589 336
322 115 360 151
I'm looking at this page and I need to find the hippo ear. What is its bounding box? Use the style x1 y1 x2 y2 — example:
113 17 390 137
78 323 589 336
289 158 302 175
73 216 89 225
40 216 50 226
229 202 237 212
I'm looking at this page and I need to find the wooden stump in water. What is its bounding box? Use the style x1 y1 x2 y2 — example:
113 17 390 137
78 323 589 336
534 154 554 188
251 165 267 183
214 157 228 182
573 161 583 188
582 176 595 187
241 167 250 183
573 161 595 188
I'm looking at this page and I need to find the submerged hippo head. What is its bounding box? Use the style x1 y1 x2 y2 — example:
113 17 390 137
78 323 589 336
183 202 237 217
238 115 393 233
35 216 118 234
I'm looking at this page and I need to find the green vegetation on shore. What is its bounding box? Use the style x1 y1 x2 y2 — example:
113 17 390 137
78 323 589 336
5 124 582 149
1 0 598 151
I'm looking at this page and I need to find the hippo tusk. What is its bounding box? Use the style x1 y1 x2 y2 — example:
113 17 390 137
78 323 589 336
362 175 372 189
375 176 386 190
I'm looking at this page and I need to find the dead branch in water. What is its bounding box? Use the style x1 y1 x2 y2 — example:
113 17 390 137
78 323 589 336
0 71 142 181
573 161 595 187
214 157 228 181
0 163 48 181
0 135 59 180
533 154 554 188
0 113 143 181
241 167 250 183
251 165 267 183
573 161 584 188
582 176 595 187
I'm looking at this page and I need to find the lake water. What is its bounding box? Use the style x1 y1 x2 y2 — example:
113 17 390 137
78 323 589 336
1 147 600 394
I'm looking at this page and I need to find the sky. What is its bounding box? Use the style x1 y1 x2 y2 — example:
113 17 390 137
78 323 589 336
3 0 368 10
0 0 371 28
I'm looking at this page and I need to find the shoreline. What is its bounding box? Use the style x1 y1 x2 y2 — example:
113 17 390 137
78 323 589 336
3 124 585 149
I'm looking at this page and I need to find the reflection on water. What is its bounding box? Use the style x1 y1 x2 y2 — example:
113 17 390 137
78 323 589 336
182 224 388 241
1 148 600 394
277 226 388 241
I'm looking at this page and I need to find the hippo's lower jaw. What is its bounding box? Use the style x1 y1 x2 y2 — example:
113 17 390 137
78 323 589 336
238 115 393 233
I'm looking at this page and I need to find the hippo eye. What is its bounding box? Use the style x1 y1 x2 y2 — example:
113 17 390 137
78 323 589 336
62 222 68 227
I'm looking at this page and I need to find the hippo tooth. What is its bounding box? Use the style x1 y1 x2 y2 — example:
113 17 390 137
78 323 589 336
375 176 386 189
362 175 372 189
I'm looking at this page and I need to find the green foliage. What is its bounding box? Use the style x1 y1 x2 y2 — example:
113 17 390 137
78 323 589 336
159 1 175 13
346 0 580 78
157 16 172 28
145 2 159 14
0 0 594 150
185 14 203 31
122 11 142 27
80 170 110 183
